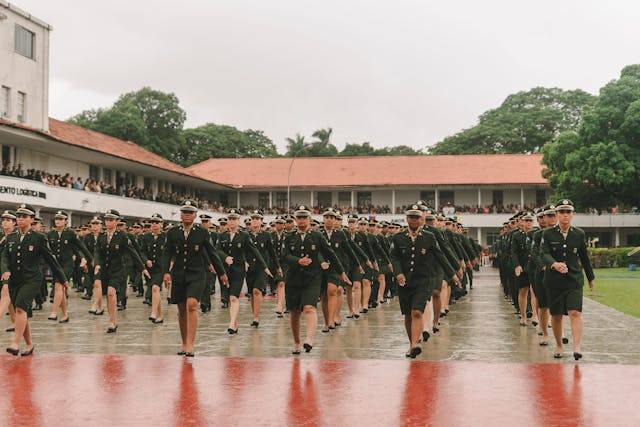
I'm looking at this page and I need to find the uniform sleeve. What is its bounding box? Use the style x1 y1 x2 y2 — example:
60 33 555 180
71 232 93 263
265 235 281 271
347 235 369 265
39 234 68 283
243 232 269 271
283 234 301 268
1 238 9 275
317 232 344 274
162 231 174 275
371 236 391 265
93 237 104 278
390 235 403 276
341 231 362 268
578 231 595 282
436 231 460 273
530 232 542 268
510 233 522 269
204 233 226 277
125 234 146 269
540 230 557 268
431 237 456 280
215 235 230 261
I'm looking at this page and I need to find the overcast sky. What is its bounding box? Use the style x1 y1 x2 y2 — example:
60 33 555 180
16 0 640 153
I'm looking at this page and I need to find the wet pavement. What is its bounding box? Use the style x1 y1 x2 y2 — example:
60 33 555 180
3 268 639 363
2 268 640 426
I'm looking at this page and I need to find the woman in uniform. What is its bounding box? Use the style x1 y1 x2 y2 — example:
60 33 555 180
0 210 17 333
139 213 167 324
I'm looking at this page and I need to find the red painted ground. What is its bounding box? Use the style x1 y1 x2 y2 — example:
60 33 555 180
1 354 638 426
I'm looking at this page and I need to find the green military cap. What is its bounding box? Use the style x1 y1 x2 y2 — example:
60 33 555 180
346 213 359 222
103 209 120 220
16 203 36 216
250 210 264 219
218 217 228 225
199 213 212 221
368 218 378 226
534 207 544 217
90 215 102 224
179 200 198 212
227 208 241 219
294 205 311 218
311 218 320 226
405 204 422 217
555 199 574 212
274 215 286 224
380 221 389 227
285 215 294 223
81 225 88 230
142 222 151 228
322 207 338 217
335 212 343 220
543 203 557 215
1 210 16 220
521 212 535 221
54 210 68 220
117 220 127 227
34 216 42 224
132 222 143 229
423 209 437 220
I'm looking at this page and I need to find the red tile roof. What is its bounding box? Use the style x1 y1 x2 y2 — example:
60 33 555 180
188 155 548 188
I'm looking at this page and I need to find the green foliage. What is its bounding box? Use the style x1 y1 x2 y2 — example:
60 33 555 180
339 142 420 156
542 66 640 209
429 87 595 154
588 247 640 268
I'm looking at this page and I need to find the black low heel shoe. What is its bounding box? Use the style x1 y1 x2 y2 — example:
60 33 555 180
185 352 195 358
250 321 259 328
422 331 430 343
303 343 313 353
106 325 118 334
21 346 34 357
6 347 19 356
58 317 70 324
562 337 569 345
177 351 186 356
573 352 583 361
227 328 238 334
409 346 422 359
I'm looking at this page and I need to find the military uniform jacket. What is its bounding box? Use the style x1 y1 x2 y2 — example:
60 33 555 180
272 231 287 262
248 230 280 272
321 228 361 273
283 231 344 282
47 228 93 268
215 230 267 273
541 225 595 290
1 230 67 286
368 233 391 267
530 228 545 272
510 229 532 271
390 229 456 287
139 232 167 274
425 226 460 273
94 231 146 281
345 231 371 266
163 225 225 280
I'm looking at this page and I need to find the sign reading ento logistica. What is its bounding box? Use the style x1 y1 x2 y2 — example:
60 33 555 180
0 186 47 199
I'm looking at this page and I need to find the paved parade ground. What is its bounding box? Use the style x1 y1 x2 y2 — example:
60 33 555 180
2 268 640 426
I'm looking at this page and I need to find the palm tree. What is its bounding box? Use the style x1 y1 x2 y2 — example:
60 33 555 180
285 133 307 157
310 127 338 156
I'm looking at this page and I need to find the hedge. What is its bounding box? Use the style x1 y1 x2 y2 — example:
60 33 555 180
588 247 640 268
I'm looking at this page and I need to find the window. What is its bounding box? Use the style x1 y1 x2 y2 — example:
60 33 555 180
1 87 9 118
357 191 371 206
276 192 287 208
486 232 500 247
317 191 332 208
15 25 35 60
89 165 99 180
439 190 454 206
420 190 435 207
1 146 11 165
338 191 351 206
220 192 229 207
17 92 26 123
492 190 503 207
258 192 269 208
103 168 112 185
536 189 546 207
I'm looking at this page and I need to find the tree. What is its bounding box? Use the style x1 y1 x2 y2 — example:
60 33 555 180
375 145 420 156
429 87 596 154
308 128 339 157
180 123 278 166
542 65 640 210
285 133 308 157
68 87 187 160
339 142 376 156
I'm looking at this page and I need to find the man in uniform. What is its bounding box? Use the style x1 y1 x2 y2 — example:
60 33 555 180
390 205 458 358
162 200 228 356
2 204 68 356
540 199 594 360
282 205 348 354
47 210 93 323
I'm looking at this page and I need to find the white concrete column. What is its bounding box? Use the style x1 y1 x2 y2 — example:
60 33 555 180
477 188 482 207
351 190 355 208
615 228 620 247
268 191 273 209
67 211 72 227
34 207 41 218
236 190 241 208
310 191 314 207
435 188 439 211
520 188 524 209
391 189 396 214
477 227 482 244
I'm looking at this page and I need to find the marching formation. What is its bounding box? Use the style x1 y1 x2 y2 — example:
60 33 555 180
0 200 483 358
494 199 595 360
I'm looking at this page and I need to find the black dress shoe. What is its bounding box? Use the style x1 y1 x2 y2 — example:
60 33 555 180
354 313 360 319
321 326 330 333
5 326 15 332
6 347 19 356
303 343 313 353
346 314 354 319
185 352 195 357
573 352 583 361
562 337 569 345
149 316 156 322
329 325 335 330
21 346 34 357
95 310 104 316
106 325 118 334
221 301 229 309
360 308 368 314
58 317 70 323
227 328 238 334
153 318 164 324
409 346 422 359
89 309 97 315
250 321 259 328
292 349 301 355
422 331 430 343
444 309 450 315
177 351 186 356
47 315 58 321
432 326 439 334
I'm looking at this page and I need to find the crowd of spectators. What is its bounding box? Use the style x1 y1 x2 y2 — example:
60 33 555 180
2 162 638 215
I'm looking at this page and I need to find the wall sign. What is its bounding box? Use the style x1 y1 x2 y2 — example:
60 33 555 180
0 186 47 199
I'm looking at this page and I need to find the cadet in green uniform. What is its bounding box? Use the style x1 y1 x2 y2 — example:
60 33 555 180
271 215 288 317
47 210 93 323
198 214 216 313
217 217 230 308
215 208 270 334
83 216 102 302
391 205 458 358
540 199 595 360
3 204 68 356
130 223 145 298
246 210 279 327
510 211 535 326
0 210 17 332
93 209 149 333
139 213 167 323
283 205 348 354
163 201 228 356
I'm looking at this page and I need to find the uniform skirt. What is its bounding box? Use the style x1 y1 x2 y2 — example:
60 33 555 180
515 271 530 289
548 286 582 316
170 270 206 304
227 265 246 298
9 279 38 317
246 268 267 293
286 273 321 311
532 268 548 309
100 271 126 297
349 265 363 283
398 279 430 315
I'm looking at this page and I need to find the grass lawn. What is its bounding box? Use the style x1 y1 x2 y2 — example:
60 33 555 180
585 267 640 318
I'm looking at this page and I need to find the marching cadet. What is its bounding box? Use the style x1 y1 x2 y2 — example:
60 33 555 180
217 217 230 308
540 200 595 360
320 208 362 332
215 208 270 334
371 220 393 307
282 205 348 354
47 210 93 323
247 210 280 327
390 204 458 358
162 200 228 356
139 213 167 323
198 214 216 313
3 204 68 356
83 216 102 304
346 215 374 318
93 209 149 333
0 210 17 332
31 217 48 310
130 223 146 298
511 211 536 326
271 215 288 318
